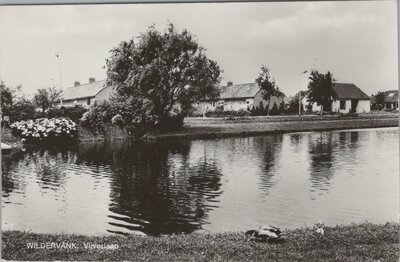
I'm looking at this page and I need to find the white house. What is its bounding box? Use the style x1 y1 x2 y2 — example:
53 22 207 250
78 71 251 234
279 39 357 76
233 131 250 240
302 83 370 113
61 78 114 108
194 82 284 114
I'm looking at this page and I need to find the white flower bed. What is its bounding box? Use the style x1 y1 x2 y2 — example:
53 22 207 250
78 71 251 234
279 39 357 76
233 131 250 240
11 118 77 142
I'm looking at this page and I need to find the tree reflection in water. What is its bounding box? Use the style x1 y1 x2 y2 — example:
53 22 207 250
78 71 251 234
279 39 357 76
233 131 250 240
2 150 27 198
2 128 398 235
308 132 334 194
289 133 301 150
253 135 284 195
2 141 223 236
77 140 223 236
2 145 77 197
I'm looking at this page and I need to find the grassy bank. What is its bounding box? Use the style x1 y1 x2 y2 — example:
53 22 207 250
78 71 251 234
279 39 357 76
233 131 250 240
143 115 399 141
2 114 399 144
2 223 399 261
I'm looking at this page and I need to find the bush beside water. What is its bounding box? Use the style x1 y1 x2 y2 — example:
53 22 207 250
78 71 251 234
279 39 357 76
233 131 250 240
10 118 77 143
45 106 88 123
80 99 185 133
5 105 88 124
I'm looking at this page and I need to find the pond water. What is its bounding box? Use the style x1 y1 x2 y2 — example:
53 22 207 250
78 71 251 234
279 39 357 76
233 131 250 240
2 127 398 236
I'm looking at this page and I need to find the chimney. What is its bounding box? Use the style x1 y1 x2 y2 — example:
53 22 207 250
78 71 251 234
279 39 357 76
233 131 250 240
74 81 80 87
89 77 96 84
227 81 233 87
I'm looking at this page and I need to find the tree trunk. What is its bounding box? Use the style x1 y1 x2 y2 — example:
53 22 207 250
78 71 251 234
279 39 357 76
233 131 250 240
267 99 270 116
320 105 323 116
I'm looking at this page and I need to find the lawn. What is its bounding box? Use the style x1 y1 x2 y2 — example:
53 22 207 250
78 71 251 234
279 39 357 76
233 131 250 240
2 223 399 261
144 116 399 141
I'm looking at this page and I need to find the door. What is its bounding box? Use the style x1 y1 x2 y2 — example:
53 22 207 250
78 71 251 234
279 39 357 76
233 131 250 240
351 99 358 113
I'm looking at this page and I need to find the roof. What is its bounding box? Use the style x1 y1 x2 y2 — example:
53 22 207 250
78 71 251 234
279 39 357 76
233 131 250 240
220 83 260 100
371 90 398 103
62 80 107 101
332 83 370 100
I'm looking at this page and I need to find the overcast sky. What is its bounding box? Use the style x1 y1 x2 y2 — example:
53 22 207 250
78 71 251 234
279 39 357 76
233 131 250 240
0 1 397 98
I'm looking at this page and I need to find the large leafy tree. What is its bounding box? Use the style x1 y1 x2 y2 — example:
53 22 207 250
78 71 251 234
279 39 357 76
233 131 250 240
106 23 222 127
306 70 335 113
255 65 284 115
33 86 62 112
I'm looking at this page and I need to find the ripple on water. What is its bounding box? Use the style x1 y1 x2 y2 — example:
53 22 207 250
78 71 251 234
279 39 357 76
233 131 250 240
2 128 399 235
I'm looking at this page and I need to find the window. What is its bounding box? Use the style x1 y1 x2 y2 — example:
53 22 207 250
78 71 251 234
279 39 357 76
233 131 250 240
340 100 346 110
87 98 91 105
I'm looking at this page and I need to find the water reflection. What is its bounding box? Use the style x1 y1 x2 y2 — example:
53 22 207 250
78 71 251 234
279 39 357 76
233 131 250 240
103 141 223 235
2 147 74 198
308 133 334 193
289 133 301 148
2 128 399 235
2 141 223 235
254 136 283 195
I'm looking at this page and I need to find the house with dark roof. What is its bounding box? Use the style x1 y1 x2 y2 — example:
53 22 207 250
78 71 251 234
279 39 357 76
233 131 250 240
194 82 284 113
302 83 370 113
371 90 398 110
61 78 114 107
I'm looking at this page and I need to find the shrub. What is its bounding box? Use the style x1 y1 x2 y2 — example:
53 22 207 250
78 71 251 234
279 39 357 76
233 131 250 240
237 109 251 116
188 111 204 117
205 108 251 117
278 101 285 114
286 99 304 114
111 114 124 126
10 118 77 143
47 105 88 123
215 105 224 114
80 96 186 132
269 102 279 115
7 99 37 122
80 99 150 131
80 101 114 132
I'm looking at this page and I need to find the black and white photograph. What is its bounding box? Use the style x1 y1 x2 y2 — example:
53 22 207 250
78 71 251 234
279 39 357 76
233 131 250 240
0 1 399 261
